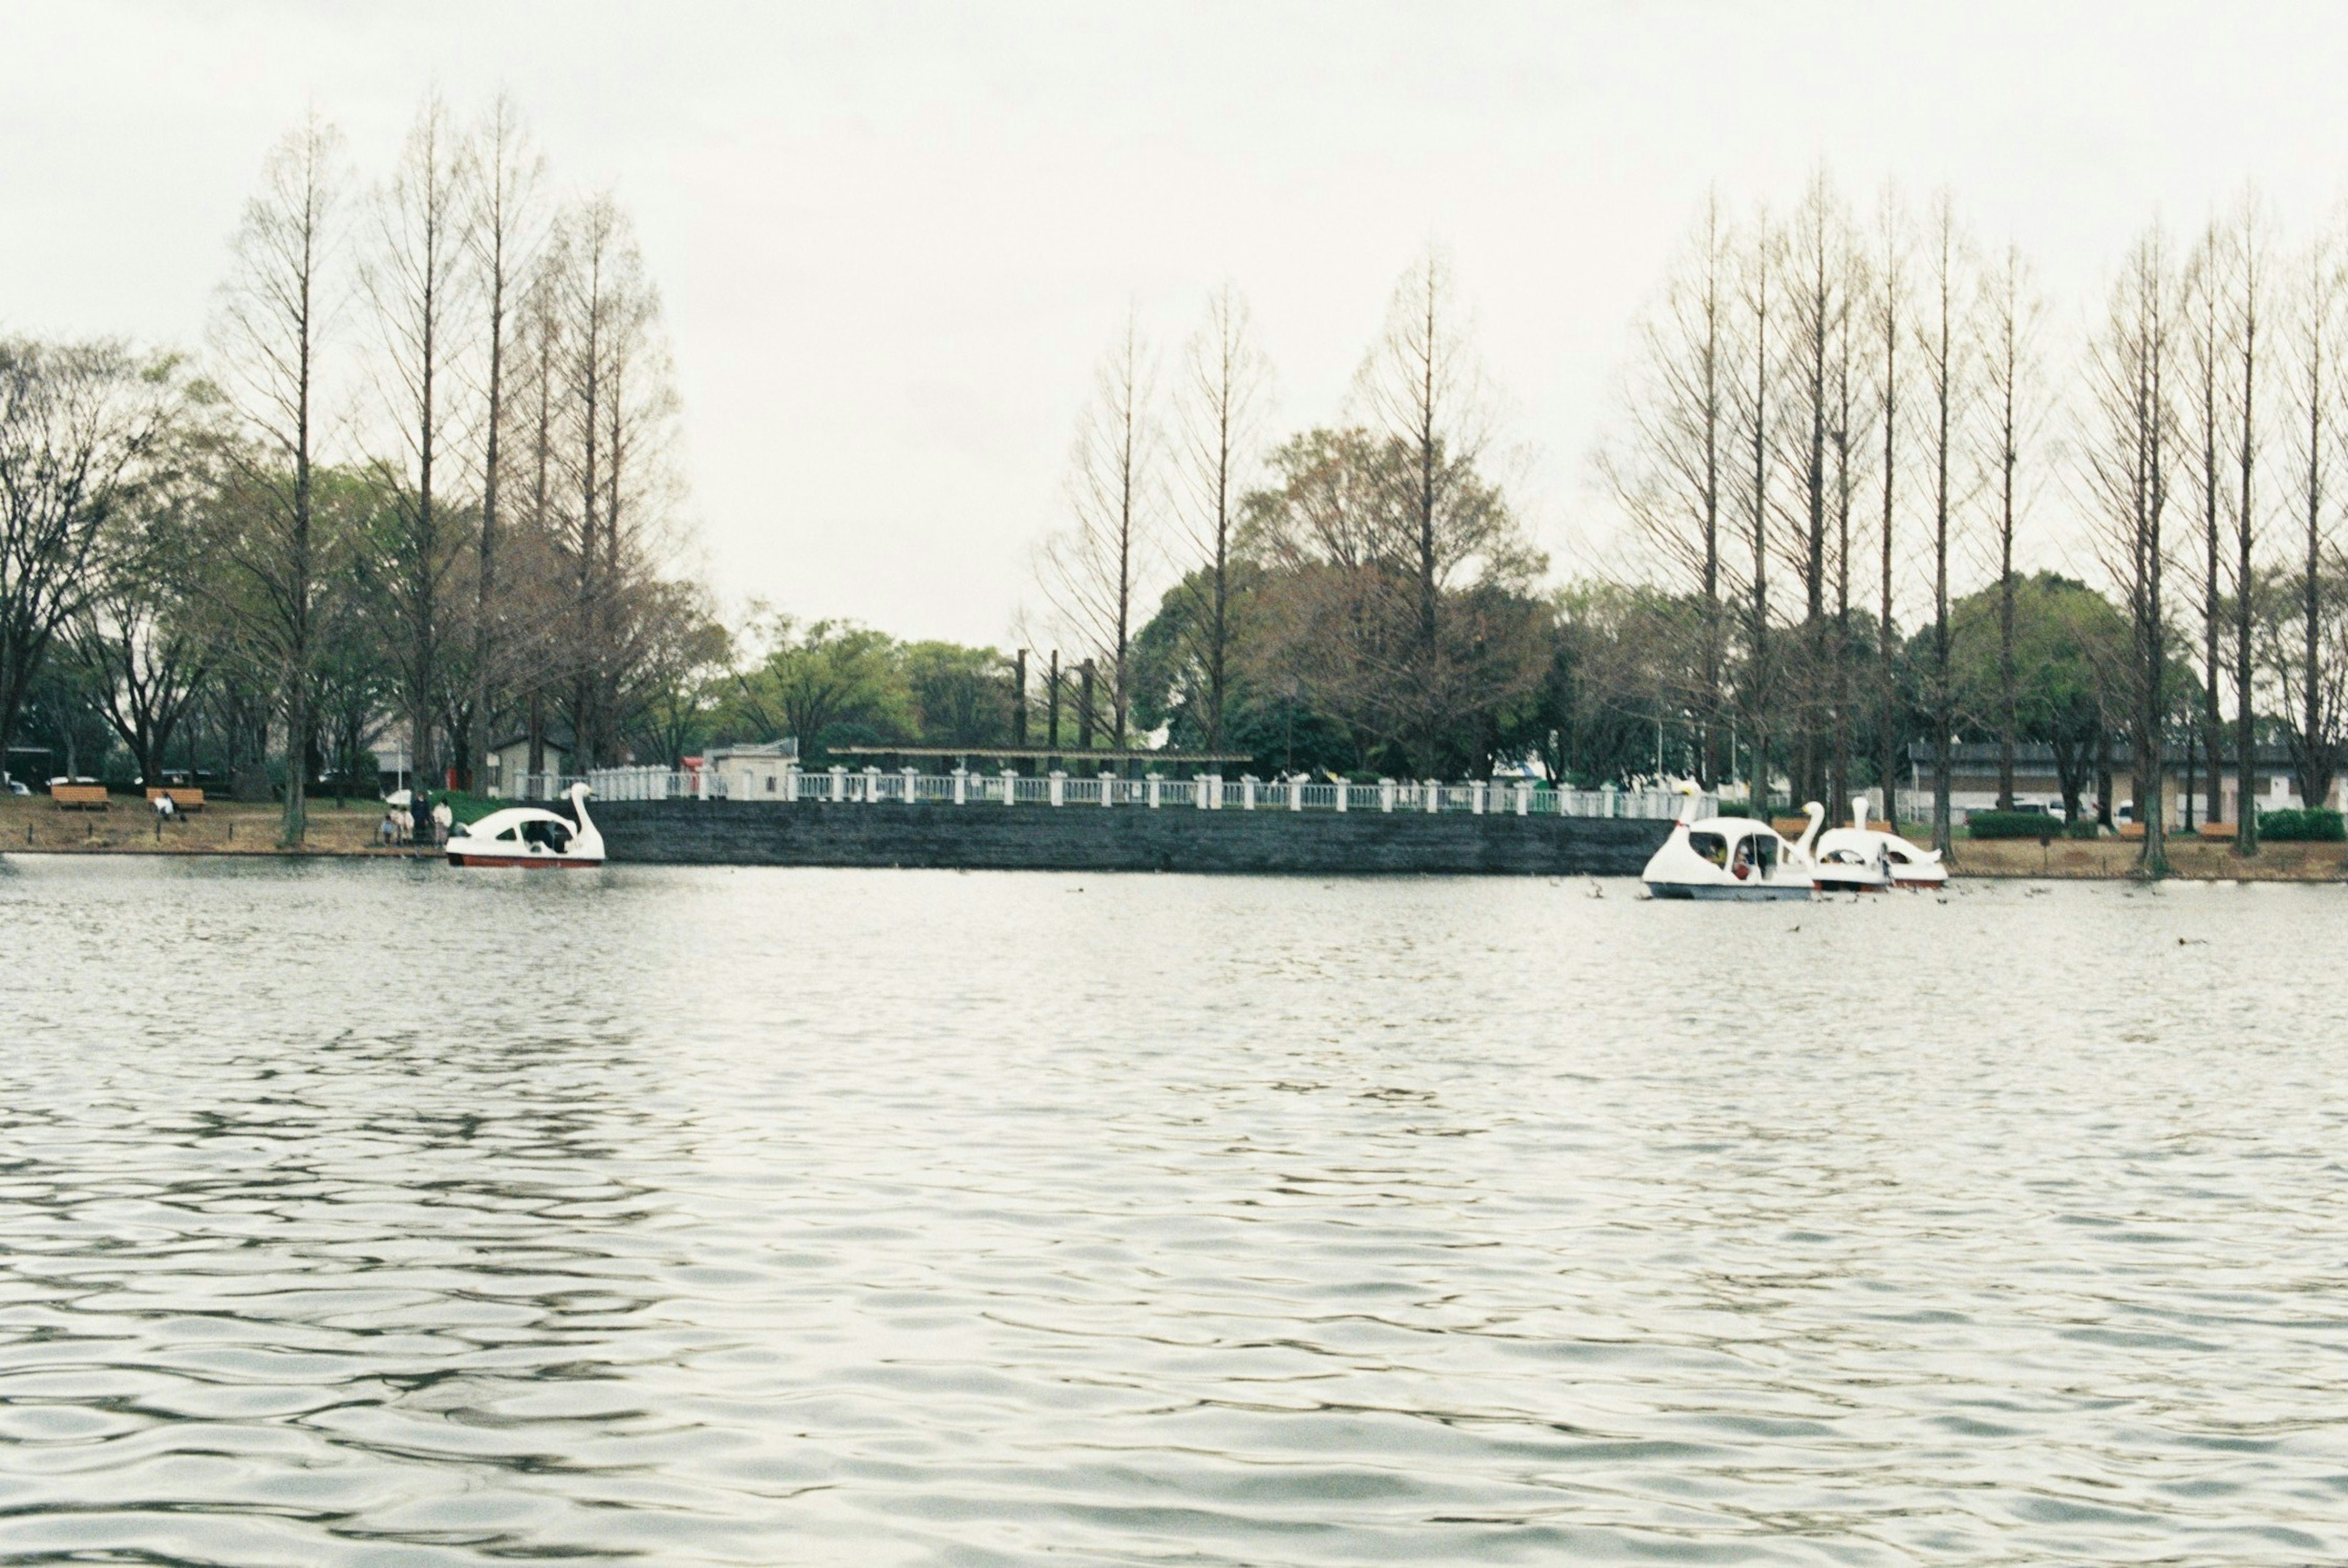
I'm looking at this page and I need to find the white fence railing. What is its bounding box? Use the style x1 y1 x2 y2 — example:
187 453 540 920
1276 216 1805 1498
506 773 589 802
583 764 1705 820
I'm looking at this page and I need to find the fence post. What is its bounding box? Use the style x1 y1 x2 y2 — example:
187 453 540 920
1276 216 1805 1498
1099 771 1114 808
1425 779 1441 814
830 765 846 803
1603 782 1617 818
1002 767 1017 804
1148 773 1162 809
1335 778 1348 812
903 765 918 803
783 762 799 802
1471 780 1485 815
951 767 967 805
1241 775 1256 811
1515 780 1530 816
1380 778 1395 812
1049 770 1065 808
1200 772 1216 809
1289 776 1302 811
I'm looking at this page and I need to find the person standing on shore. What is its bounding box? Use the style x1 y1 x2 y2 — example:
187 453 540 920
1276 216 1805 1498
432 798 453 846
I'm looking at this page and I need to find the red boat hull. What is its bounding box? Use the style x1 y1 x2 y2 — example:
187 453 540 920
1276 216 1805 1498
446 852 602 869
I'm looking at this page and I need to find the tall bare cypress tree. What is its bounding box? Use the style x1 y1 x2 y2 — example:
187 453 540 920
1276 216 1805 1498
2084 226 2177 877
1873 190 1910 828
2226 197 2268 856
1916 195 1972 856
2182 225 2229 830
1040 307 1156 749
363 93 471 795
210 113 345 847
1979 241 2044 813
1171 284 1268 751
1601 193 1732 787
1735 216 1780 808
462 95 544 790
2279 231 2344 811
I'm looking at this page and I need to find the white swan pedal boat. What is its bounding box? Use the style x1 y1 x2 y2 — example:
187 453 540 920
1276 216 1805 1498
445 782 605 868
1811 794 1946 890
1643 798 1829 901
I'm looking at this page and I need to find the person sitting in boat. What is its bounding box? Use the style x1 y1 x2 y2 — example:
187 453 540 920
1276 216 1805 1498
522 818 571 853
1730 838 1756 880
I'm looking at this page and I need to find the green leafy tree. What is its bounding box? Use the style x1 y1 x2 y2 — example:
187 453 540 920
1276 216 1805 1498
726 616 909 765
901 641 1014 747
1947 573 2130 821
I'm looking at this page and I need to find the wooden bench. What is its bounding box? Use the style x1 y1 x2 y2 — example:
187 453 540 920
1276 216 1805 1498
2192 820 2237 839
50 784 109 811
146 787 205 812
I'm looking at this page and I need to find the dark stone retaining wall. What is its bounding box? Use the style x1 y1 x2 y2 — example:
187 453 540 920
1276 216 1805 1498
591 800 1670 875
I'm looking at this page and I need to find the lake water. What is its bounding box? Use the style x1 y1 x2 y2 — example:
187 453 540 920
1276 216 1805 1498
0 857 2342 1566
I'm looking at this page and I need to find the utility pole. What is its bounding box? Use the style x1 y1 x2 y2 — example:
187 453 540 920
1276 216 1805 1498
1047 650 1061 751
1011 650 1028 746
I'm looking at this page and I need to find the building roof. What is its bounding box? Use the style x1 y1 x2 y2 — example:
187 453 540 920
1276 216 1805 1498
1905 739 2299 767
830 745 1260 764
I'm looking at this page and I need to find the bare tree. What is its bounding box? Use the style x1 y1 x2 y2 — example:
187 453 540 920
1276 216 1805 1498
1978 240 2046 811
207 112 346 845
1730 213 1781 803
2081 226 2179 875
2278 227 2347 808
1872 189 1910 826
1826 229 1877 823
1169 284 1269 750
2181 224 2230 828
552 196 621 765
1779 171 1853 809
78 564 212 790
361 92 474 795
461 94 545 790
1600 192 1733 785
1916 194 1974 855
2224 195 2269 856
0 339 176 787
1039 307 1156 746
1351 245 1521 767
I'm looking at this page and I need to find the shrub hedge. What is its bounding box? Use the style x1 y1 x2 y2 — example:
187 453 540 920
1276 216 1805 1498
1968 810 2066 839
2258 807 2346 842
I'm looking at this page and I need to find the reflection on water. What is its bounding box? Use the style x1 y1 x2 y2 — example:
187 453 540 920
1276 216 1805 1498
0 856 2342 1564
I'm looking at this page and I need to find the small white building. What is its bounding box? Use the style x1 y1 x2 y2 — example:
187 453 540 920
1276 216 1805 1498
706 739 799 801
485 734 573 798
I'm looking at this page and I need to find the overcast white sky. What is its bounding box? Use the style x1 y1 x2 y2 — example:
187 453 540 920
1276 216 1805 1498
5 2 2346 646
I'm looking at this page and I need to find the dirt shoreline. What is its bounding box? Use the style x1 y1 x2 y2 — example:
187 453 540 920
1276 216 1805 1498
1 797 432 858
1946 836 2344 881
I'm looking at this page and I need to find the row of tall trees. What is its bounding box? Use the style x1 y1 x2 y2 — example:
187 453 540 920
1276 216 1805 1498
1040 249 1553 779
1 95 712 845
1606 173 2348 866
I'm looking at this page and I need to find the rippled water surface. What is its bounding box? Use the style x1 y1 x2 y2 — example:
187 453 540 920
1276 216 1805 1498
1 858 2344 1565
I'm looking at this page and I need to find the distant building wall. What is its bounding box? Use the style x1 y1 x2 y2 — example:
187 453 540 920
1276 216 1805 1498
591 800 1673 876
